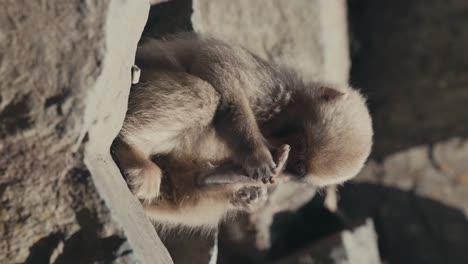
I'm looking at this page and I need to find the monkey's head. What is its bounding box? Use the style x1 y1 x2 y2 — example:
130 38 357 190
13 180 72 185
269 83 373 186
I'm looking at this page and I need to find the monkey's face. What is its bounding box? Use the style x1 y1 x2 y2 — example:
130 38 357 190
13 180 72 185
301 86 373 186
273 85 373 187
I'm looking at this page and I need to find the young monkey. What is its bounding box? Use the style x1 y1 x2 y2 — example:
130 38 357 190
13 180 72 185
114 33 373 228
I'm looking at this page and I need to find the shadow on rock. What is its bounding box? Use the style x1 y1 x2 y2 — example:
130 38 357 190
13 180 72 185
339 182 468 264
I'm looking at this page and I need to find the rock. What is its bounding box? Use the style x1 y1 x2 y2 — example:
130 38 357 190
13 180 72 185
273 219 381 264
162 231 218 264
341 219 381 264
431 138 468 215
192 0 351 254
192 0 350 84
349 0 468 158
0 0 172 263
144 0 193 38
354 138 468 215
381 146 439 191
340 138 468 264
345 1 468 262
249 182 319 249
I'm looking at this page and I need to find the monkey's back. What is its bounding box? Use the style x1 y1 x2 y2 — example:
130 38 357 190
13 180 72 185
121 71 231 160
119 71 241 227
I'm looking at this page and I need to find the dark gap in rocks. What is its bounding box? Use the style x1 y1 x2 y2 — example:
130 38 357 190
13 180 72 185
53 208 128 264
218 195 354 263
25 232 65 264
110 139 127 183
339 183 468 264
0 95 34 138
267 197 345 261
55 167 131 263
44 92 69 116
143 0 194 39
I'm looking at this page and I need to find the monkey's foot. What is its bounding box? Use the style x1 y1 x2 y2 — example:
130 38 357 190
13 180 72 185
125 162 162 205
231 186 267 212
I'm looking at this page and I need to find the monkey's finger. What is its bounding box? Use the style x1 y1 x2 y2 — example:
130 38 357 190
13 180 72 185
273 144 290 175
201 173 255 185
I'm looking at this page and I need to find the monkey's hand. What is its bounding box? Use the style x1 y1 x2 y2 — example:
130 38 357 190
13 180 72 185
231 186 267 212
243 144 277 184
199 144 290 187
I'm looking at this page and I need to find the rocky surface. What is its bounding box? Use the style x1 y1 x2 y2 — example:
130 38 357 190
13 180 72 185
273 219 381 264
340 138 468 264
349 0 468 158
343 1 468 263
161 232 218 264
193 0 350 84
0 0 172 263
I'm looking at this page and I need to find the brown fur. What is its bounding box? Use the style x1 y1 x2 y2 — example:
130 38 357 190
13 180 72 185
114 33 373 229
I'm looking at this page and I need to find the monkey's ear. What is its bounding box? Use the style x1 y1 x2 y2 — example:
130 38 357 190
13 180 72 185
317 86 345 102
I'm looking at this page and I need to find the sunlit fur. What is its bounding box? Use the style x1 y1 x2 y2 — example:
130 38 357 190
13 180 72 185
114 33 373 229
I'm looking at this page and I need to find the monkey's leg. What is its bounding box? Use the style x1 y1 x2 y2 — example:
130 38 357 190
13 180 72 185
189 63 276 182
215 98 277 183
113 139 162 203
117 72 221 201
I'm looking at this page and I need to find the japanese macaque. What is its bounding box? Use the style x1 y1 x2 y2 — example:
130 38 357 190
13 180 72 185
113 33 373 229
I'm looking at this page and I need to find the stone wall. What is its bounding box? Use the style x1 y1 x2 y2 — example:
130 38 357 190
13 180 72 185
0 0 172 263
343 0 468 263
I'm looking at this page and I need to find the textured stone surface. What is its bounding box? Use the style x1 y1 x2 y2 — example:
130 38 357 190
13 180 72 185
340 138 468 264
144 0 193 39
0 0 171 263
192 0 350 255
161 232 218 264
344 1 468 262
349 0 468 158
341 220 381 264
370 138 468 215
193 0 350 84
273 219 381 264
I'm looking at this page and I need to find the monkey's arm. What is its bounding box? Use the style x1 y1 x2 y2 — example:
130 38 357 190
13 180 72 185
199 144 290 192
188 51 277 181
215 94 276 181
